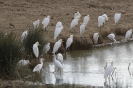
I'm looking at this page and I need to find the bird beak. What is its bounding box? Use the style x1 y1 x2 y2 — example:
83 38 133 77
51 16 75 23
28 62 31 64
39 44 41 46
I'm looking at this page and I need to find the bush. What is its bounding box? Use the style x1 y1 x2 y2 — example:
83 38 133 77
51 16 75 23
23 29 47 58
0 31 22 77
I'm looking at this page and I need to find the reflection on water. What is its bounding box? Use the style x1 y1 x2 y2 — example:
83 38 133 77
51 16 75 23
33 42 133 87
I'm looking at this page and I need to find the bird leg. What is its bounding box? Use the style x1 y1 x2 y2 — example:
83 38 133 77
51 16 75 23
74 28 76 34
45 27 48 32
128 63 130 70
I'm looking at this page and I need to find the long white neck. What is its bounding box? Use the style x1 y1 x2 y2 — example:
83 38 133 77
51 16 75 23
40 59 43 66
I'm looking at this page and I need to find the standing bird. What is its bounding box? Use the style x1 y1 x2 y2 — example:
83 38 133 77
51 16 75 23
93 33 99 44
33 41 40 58
21 30 28 43
125 29 132 41
56 53 63 63
41 43 50 56
33 58 44 73
70 18 80 33
33 19 40 30
42 43 50 55
17 59 30 67
104 62 114 82
54 21 63 40
66 35 73 50
107 33 117 43
42 16 50 31
98 16 104 29
83 15 90 25
52 39 63 54
114 13 121 24
53 54 63 78
80 23 87 37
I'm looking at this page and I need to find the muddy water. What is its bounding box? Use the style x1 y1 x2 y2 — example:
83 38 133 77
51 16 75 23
33 42 133 87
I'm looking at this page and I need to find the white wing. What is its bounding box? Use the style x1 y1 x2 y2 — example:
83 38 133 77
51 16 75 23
83 15 90 24
66 38 72 49
80 23 86 35
70 18 79 29
33 44 39 57
42 18 50 29
125 29 132 40
57 53 63 63
93 33 99 44
104 65 114 78
54 59 63 69
98 16 104 27
33 64 41 72
54 27 62 40
52 42 61 54
114 13 121 24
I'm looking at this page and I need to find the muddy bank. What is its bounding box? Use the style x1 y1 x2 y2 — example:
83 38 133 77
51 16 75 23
47 24 133 54
0 79 103 88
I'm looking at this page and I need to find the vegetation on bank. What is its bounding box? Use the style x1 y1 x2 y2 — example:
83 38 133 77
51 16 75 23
0 28 47 78
0 31 22 77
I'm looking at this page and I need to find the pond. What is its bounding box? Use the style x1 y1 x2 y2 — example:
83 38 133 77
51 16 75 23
27 42 133 87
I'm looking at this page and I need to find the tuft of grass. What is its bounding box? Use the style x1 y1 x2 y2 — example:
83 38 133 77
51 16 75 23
23 29 47 58
0 31 22 77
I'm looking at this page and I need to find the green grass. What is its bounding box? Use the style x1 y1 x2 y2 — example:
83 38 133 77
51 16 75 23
0 31 22 77
23 29 47 58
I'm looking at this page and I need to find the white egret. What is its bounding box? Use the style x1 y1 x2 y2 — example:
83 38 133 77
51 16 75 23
18 59 30 67
33 58 44 73
54 21 63 40
52 39 63 54
102 14 108 23
104 62 114 82
93 33 99 44
66 35 73 49
70 18 80 33
125 29 132 41
114 13 121 24
56 53 63 63
98 16 104 28
74 11 81 19
80 23 87 37
83 15 90 25
33 41 40 58
42 16 50 31
107 33 117 43
21 30 28 42
33 19 40 30
53 54 63 78
42 43 50 55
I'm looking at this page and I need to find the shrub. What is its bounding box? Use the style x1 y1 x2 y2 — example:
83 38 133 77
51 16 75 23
0 31 22 77
23 29 47 58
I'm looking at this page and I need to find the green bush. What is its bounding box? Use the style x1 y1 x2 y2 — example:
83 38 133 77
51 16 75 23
0 31 22 77
23 29 47 58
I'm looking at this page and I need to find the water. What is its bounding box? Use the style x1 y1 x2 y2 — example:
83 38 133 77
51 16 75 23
29 42 133 87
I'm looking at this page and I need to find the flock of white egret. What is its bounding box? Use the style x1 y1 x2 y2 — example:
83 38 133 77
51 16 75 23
19 11 133 83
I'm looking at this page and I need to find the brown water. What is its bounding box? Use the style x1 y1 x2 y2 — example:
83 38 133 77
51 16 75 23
27 42 133 87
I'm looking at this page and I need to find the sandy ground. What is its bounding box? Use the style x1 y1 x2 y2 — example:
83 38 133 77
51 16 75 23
0 0 133 44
